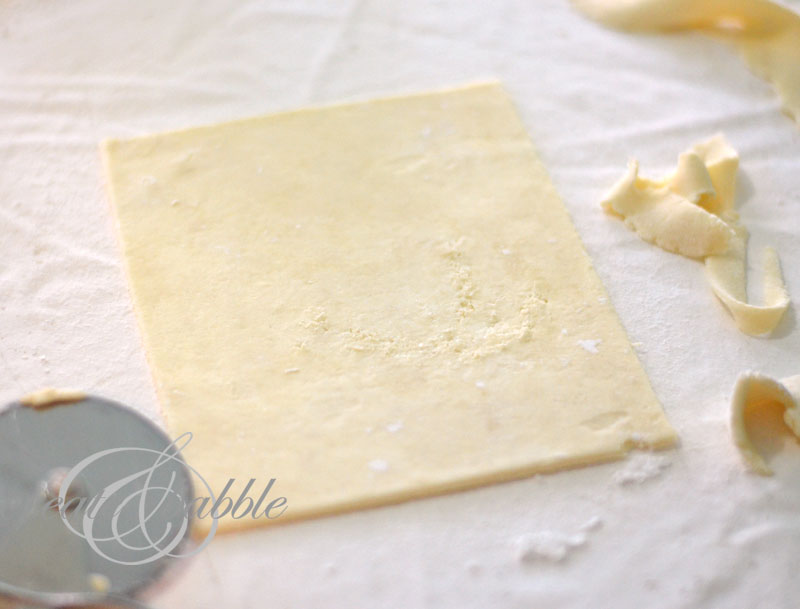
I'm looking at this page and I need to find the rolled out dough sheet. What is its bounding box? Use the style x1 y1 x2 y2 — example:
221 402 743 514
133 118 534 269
102 82 676 533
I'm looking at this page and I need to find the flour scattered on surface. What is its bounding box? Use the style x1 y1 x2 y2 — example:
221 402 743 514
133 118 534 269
515 531 587 564
322 562 338 576
475 380 486 389
368 459 389 472
514 515 605 565
578 339 601 354
501 248 512 255
613 453 671 485
580 515 603 532
386 421 404 433
728 521 796 546
284 367 300 374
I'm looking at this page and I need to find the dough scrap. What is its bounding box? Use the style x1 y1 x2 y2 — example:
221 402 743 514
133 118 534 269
705 224 790 336
572 0 800 123
19 388 86 408
601 134 790 336
731 371 800 475
600 159 734 258
103 82 676 533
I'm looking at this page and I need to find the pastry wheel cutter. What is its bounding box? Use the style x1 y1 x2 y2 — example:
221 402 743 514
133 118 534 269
0 393 203 608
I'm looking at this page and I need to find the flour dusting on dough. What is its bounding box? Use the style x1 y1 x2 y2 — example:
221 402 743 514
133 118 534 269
578 339 601 354
368 459 390 472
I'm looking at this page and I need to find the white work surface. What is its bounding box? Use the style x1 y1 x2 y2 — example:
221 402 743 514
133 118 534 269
2 1 799 607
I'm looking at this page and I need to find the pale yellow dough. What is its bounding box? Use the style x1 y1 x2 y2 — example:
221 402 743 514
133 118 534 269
601 134 790 336
19 388 86 408
601 159 734 259
103 82 676 533
705 225 789 336
731 371 800 475
573 0 800 123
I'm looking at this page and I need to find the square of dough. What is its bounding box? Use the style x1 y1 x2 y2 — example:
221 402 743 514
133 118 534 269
103 82 676 533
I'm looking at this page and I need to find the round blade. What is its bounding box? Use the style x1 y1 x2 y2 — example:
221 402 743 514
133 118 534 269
0 395 195 607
